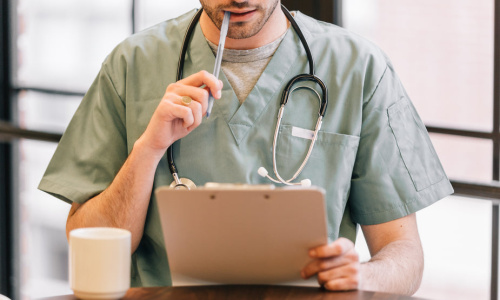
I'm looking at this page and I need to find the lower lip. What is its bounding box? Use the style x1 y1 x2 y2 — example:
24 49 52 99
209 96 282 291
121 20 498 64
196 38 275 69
228 10 257 22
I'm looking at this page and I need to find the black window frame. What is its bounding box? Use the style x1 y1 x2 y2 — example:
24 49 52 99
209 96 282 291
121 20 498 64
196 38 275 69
1 0 499 299
0 0 13 296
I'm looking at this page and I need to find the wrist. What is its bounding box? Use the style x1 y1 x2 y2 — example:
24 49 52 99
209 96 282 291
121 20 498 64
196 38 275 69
133 136 168 164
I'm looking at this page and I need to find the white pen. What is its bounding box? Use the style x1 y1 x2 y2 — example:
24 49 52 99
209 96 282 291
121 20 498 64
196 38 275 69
206 11 230 117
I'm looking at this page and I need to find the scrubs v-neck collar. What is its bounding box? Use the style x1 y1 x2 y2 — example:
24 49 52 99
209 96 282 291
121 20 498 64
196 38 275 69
185 15 309 144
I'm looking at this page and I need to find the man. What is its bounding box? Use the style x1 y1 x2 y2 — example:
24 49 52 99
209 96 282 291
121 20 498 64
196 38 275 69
39 0 453 294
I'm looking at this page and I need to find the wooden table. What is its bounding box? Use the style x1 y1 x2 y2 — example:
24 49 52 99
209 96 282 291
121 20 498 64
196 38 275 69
40 285 428 300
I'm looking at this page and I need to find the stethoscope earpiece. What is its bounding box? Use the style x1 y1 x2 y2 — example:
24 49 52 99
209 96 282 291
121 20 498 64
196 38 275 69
257 167 269 178
258 167 312 187
300 179 312 187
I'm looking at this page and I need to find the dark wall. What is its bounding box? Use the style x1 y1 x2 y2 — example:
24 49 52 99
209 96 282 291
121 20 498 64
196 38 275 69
281 0 340 25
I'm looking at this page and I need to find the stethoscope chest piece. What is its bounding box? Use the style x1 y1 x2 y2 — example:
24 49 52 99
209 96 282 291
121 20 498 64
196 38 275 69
170 177 197 190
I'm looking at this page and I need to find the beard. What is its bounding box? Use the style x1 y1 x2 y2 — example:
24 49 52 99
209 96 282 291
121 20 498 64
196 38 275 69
200 0 280 39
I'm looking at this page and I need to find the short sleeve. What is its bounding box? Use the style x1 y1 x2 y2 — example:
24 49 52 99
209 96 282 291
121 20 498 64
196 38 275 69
349 63 454 225
38 64 128 204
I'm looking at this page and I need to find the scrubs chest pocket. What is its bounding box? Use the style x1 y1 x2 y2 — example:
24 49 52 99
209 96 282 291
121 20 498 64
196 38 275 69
388 98 444 191
275 124 360 189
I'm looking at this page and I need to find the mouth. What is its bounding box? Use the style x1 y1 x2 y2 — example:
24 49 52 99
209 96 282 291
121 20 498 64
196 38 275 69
224 9 257 22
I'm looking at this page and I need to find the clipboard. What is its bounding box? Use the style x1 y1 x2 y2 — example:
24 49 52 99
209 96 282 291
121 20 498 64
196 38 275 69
155 185 328 287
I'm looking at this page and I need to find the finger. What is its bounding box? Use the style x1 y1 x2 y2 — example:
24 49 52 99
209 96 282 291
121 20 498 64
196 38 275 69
186 100 202 131
301 249 358 279
163 100 194 128
316 262 360 285
177 70 223 99
309 237 354 258
323 276 360 292
169 85 210 113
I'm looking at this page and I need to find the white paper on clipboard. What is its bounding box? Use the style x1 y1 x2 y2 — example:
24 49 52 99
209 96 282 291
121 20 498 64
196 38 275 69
155 185 329 287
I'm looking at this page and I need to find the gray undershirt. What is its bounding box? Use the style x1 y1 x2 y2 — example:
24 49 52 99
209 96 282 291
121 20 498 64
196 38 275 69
207 32 287 104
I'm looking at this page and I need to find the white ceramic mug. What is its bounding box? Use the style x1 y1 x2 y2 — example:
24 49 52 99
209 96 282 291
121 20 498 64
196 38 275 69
69 227 131 299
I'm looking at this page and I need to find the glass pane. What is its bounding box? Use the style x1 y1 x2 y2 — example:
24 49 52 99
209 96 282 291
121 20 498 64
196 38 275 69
430 133 492 182
344 0 494 132
136 0 200 31
18 91 81 133
16 0 131 91
18 139 72 298
356 195 491 300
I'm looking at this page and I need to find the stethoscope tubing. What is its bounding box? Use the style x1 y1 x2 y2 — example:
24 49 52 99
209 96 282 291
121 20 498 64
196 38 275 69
282 74 328 117
168 4 328 188
167 8 204 178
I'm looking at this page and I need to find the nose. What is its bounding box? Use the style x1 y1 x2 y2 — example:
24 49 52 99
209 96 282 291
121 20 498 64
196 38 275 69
231 0 249 5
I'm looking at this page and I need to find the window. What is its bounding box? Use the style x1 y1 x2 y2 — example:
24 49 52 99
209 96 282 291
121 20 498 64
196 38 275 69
4 1 201 298
344 1 498 299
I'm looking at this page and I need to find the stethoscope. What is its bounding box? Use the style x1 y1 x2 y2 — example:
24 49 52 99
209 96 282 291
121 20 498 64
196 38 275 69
169 5 328 190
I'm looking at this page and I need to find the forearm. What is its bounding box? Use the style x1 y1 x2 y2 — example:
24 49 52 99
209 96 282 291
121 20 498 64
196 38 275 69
65 72 222 252
66 138 164 252
360 239 424 295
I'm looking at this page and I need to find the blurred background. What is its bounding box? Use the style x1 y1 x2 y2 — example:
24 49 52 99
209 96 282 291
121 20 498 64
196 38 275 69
0 0 498 299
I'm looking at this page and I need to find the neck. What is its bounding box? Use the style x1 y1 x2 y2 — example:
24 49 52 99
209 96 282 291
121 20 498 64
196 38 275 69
200 5 288 50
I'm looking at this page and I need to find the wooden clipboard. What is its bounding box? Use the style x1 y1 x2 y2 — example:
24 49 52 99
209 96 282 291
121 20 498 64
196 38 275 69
155 185 328 287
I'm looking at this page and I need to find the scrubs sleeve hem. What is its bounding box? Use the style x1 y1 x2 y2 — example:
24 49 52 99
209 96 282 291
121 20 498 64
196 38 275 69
38 178 100 205
352 176 454 225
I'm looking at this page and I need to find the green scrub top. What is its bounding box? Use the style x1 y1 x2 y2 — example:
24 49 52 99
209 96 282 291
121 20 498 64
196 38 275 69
39 9 454 287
